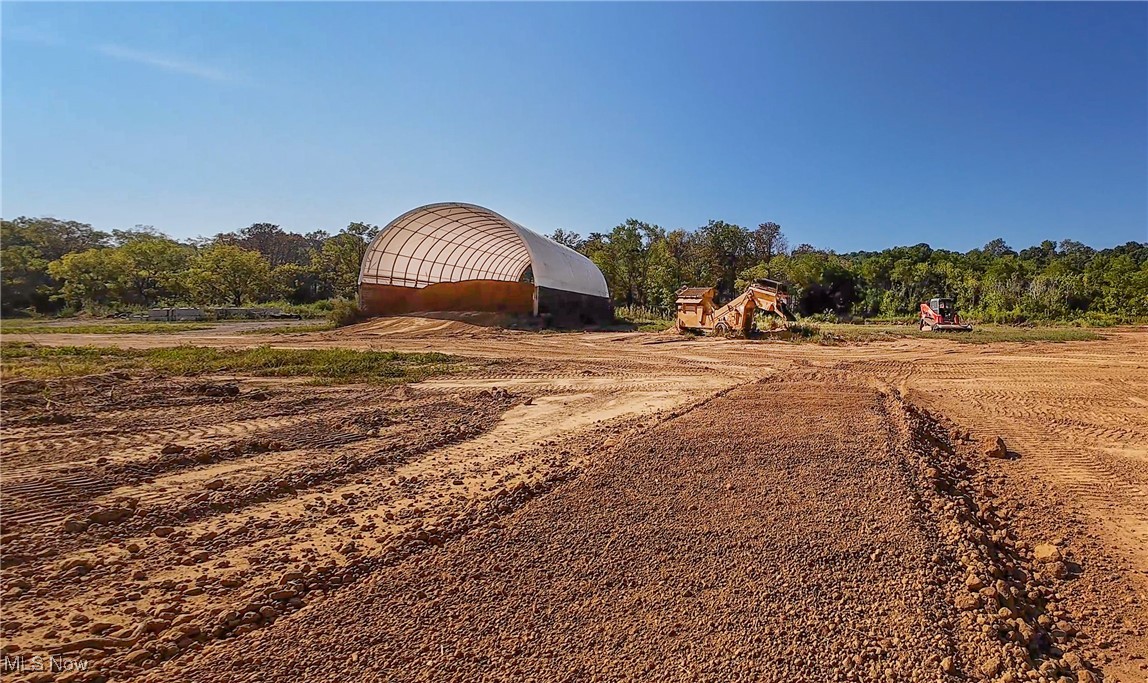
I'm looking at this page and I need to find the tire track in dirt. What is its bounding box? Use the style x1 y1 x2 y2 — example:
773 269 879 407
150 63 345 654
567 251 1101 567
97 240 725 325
836 339 1148 553
4 322 1146 681
854 346 1148 680
907 365 1148 525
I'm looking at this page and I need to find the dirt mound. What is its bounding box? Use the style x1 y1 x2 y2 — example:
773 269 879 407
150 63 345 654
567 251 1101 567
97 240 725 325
335 312 523 339
152 377 1101 682
892 393 1101 682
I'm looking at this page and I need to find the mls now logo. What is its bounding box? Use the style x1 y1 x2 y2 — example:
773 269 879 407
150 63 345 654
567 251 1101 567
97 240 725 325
2 654 90 674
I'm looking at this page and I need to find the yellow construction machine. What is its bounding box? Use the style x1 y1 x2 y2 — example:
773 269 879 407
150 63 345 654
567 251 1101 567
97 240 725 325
675 279 796 336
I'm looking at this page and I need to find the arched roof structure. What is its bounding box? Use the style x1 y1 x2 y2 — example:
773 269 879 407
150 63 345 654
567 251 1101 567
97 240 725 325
358 203 608 298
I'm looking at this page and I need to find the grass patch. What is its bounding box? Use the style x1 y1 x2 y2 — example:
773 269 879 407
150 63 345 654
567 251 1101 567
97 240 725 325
0 322 215 335
776 323 1103 345
634 320 675 332
256 300 339 319
614 305 675 332
0 342 462 384
1 321 338 336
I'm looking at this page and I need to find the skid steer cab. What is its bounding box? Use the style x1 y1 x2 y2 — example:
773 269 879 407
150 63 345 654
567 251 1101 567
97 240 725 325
919 297 972 332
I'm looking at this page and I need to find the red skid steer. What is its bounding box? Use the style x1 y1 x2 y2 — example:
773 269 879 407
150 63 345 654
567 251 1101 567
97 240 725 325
919 297 973 332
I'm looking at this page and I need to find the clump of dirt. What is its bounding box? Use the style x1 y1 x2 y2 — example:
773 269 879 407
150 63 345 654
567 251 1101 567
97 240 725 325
983 435 1010 459
476 386 513 401
186 382 240 397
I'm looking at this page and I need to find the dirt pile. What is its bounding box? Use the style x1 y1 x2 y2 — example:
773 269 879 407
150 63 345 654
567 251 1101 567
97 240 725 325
145 376 1099 682
334 312 522 339
874 336 1148 680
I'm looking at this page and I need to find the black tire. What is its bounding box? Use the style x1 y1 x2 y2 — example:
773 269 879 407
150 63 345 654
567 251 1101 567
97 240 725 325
714 321 731 337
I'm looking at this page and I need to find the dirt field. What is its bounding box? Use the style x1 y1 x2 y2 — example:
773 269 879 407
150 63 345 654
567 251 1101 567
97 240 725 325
2 318 1146 682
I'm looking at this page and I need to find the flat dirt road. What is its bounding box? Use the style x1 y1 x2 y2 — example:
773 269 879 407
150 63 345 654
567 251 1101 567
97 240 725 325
2 319 1146 682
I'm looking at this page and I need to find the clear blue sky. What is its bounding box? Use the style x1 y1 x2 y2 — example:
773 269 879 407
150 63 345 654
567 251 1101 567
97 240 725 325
4 2 1146 252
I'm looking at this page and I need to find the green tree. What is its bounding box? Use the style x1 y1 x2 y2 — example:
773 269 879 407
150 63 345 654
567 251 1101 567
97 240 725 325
761 250 858 316
549 229 584 250
2 217 109 260
695 220 754 299
312 222 380 299
2 217 109 313
752 222 788 263
117 236 193 305
982 238 1016 259
111 225 166 246
182 244 273 306
643 237 683 312
612 220 659 307
48 248 130 310
217 223 312 268
1096 254 1148 316
1 246 52 312
271 262 323 303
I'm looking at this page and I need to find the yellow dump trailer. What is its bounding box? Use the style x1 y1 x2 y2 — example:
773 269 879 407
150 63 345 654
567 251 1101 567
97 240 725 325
675 280 796 336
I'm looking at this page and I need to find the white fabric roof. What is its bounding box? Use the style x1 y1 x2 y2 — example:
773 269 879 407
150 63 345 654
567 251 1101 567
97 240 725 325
359 203 609 298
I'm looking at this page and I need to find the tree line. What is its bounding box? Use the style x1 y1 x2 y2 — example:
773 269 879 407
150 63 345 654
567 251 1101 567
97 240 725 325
553 220 1147 323
1 218 378 314
2 215 1145 323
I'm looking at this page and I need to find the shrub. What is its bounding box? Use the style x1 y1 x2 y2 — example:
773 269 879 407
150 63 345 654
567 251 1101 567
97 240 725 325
1069 311 1123 328
326 299 363 327
256 299 337 319
1 342 460 383
614 304 674 332
802 310 839 324
786 322 821 338
759 314 787 331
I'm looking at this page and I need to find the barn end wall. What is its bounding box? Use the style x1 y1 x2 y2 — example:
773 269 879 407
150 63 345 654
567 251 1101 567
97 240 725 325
359 280 535 316
537 287 614 324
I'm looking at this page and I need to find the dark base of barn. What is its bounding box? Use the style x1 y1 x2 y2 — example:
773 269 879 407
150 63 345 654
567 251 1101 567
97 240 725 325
359 281 613 327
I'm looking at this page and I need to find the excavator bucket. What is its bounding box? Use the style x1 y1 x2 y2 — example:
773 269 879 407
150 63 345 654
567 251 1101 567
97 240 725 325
929 323 973 332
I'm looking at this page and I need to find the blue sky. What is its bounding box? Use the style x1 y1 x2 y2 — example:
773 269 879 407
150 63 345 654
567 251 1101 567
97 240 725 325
3 2 1146 252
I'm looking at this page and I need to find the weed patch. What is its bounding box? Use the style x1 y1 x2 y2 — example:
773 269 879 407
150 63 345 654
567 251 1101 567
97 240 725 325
1 343 463 383
0 322 214 335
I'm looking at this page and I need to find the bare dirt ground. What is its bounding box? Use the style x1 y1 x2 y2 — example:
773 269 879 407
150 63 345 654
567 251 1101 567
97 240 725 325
2 318 1146 682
